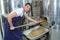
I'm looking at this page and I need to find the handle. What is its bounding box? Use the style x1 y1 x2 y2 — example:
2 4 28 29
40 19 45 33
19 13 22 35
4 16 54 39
15 21 41 29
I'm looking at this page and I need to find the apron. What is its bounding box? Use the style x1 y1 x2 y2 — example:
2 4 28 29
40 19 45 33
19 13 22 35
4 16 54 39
4 16 23 40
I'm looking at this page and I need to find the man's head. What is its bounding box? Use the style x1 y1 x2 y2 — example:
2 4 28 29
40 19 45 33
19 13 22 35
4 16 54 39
23 3 32 12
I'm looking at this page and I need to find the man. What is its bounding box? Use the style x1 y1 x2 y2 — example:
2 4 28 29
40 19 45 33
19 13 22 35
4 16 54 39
4 3 38 40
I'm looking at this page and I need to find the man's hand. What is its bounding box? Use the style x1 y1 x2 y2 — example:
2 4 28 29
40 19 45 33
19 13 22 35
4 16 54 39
34 21 39 24
10 26 15 30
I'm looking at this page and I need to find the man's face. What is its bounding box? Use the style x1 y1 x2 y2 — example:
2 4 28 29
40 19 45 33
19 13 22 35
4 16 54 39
24 5 31 12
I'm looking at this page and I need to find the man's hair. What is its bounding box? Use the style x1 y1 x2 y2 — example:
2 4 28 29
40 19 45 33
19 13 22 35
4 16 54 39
25 3 32 8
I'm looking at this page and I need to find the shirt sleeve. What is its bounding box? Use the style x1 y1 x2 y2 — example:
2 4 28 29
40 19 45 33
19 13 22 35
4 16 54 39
14 8 23 17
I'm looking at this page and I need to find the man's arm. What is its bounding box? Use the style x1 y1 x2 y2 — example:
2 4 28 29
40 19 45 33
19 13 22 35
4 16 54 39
23 13 38 23
8 11 17 30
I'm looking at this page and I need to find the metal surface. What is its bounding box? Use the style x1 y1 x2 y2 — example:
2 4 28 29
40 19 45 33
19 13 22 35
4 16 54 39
49 0 60 40
43 0 50 16
49 24 60 40
43 0 60 40
43 0 60 24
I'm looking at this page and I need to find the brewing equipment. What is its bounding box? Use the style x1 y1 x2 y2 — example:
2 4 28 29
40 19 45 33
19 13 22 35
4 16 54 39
43 0 60 40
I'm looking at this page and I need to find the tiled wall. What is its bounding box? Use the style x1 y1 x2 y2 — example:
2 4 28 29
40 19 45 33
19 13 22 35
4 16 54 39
31 0 43 21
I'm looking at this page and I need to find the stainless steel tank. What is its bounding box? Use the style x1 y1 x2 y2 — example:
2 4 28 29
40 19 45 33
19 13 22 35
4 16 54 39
43 0 60 24
49 0 60 24
43 0 60 40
